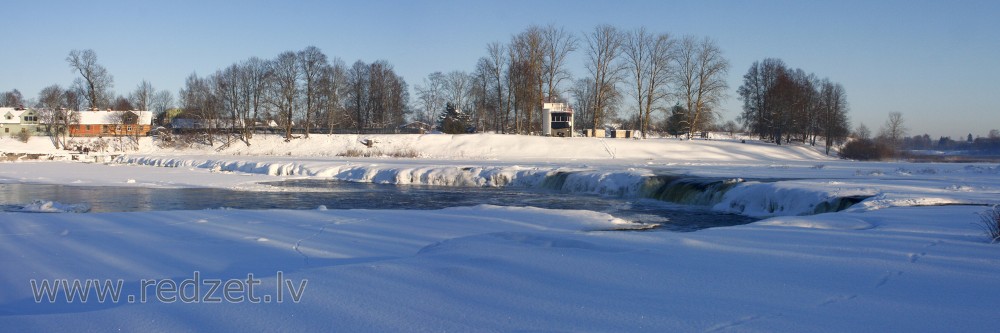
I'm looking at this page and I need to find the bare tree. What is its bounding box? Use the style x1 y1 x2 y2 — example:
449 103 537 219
63 88 84 112
585 24 626 133
366 60 407 128
675 36 729 139
570 77 595 130
340 59 407 132
855 123 871 140
320 57 346 133
541 24 577 99
37 85 63 111
414 72 446 125
346 60 370 132
624 27 675 138
1 89 25 107
767 68 816 145
510 26 545 134
444 70 472 111
129 80 155 111
485 41 508 132
738 58 785 141
243 57 271 138
151 90 173 119
37 84 78 148
66 49 114 110
111 95 134 111
471 59 491 131
298 46 329 137
817 79 850 155
271 51 300 140
179 72 221 146
214 64 245 145
879 111 907 145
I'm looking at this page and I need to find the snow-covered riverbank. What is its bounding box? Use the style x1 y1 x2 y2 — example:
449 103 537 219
2 134 999 331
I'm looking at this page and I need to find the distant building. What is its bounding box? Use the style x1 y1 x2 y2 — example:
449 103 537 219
68 110 154 137
401 121 434 134
0 107 42 136
542 102 574 137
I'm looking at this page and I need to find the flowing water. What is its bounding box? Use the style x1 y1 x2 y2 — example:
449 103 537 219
0 180 757 232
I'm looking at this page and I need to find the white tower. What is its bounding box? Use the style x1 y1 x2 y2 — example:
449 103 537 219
542 102 573 137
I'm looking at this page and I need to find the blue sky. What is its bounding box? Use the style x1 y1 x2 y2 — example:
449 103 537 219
2 0 997 138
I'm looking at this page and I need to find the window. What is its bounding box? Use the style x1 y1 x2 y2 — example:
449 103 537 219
85 125 91 131
127 125 134 132
550 113 572 129
4 128 8 133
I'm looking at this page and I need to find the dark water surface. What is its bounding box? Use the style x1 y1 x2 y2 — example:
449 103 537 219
0 180 756 231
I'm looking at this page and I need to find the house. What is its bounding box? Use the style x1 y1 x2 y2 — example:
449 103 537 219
400 121 433 134
0 107 42 136
68 110 154 137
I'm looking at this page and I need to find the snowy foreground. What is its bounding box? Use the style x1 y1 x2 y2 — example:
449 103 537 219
2 134 1000 332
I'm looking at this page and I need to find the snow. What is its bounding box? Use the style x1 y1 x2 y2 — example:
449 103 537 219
2 133 1000 331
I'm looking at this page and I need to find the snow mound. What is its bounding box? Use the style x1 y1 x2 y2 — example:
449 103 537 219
847 194 969 212
715 181 878 217
755 216 875 230
18 200 91 213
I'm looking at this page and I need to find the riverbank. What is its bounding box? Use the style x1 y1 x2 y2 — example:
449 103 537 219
2 134 1000 331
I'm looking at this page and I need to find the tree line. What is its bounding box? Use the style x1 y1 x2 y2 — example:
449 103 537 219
5 25 869 149
902 130 1000 152
6 25 737 143
736 58 851 154
178 46 409 144
411 24 730 139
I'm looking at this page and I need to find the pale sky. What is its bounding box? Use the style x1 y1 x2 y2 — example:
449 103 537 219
2 0 997 139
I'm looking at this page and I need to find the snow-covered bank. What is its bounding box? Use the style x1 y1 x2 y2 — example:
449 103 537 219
4 133 1000 331
1 205 997 332
2 133 831 161
5 134 998 217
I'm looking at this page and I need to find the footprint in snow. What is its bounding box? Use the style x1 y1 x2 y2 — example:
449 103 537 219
705 314 767 332
818 294 857 307
875 271 903 288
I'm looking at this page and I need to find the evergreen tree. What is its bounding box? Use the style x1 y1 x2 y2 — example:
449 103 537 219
665 103 689 137
438 102 472 134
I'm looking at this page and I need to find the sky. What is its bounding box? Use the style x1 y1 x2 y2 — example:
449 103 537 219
2 0 998 139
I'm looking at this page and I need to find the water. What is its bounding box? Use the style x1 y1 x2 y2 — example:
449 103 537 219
0 180 757 231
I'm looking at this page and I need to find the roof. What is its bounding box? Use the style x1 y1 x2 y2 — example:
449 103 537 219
542 102 573 114
74 110 154 125
0 107 32 124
